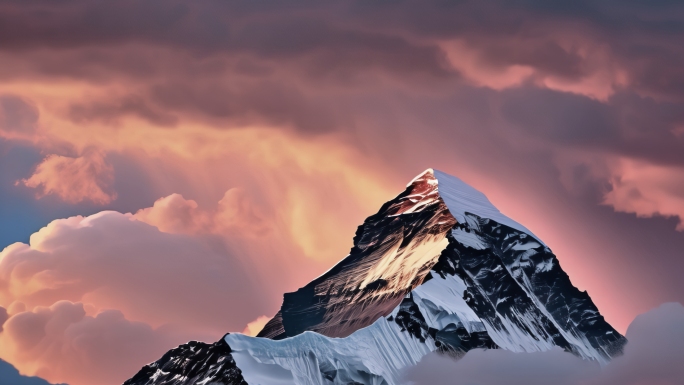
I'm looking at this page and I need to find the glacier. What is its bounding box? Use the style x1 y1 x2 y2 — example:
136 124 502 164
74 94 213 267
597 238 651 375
125 169 626 385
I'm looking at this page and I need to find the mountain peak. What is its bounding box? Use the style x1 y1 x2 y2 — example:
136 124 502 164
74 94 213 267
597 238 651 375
125 169 625 385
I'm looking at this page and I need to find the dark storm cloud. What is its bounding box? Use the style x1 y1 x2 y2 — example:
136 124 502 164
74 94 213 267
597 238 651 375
147 81 348 133
1 0 683 137
0 1 452 76
61 74 353 132
499 88 684 166
1 0 681 97
348 1 684 100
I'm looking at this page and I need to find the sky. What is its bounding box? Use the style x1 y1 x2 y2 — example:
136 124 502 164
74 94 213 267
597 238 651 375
0 1 683 384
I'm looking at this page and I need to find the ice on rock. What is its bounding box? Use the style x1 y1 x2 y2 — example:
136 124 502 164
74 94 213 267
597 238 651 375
432 169 545 245
124 169 626 385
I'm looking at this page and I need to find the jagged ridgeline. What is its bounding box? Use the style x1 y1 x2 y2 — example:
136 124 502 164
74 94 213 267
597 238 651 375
125 169 626 385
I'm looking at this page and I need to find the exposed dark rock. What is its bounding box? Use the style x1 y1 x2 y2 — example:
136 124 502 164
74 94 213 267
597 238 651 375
123 336 247 385
259 172 456 339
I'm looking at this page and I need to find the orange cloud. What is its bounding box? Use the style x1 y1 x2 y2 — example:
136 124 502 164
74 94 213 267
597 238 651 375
133 193 209 234
0 113 404 385
0 71 395 262
20 151 116 205
241 315 270 337
134 189 271 238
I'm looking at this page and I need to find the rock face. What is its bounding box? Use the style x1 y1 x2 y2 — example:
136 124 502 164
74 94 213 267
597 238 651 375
123 338 247 385
258 170 456 340
124 169 626 385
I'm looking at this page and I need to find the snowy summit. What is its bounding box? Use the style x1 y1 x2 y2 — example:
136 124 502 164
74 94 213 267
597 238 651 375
125 169 626 385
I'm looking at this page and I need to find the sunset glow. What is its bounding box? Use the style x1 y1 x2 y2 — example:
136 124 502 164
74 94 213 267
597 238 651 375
0 2 683 385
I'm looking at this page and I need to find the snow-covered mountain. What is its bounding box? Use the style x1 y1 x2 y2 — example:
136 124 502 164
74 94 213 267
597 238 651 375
124 169 626 385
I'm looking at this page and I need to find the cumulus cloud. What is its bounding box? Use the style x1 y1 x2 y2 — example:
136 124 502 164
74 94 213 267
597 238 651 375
0 300 205 385
0 210 272 333
133 193 209 234
133 189 271 237
404 302 684 385
20 151 116 205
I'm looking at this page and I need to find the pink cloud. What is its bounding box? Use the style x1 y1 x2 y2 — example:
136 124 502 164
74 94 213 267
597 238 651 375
603 158 684 231
0 201 302 385
439 36 628 101
0 300 207 385
20 151 117 205
133 189 271 237
0 210 275 333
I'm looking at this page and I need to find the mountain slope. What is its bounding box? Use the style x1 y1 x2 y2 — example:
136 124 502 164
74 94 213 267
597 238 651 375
258 169 456 340
125 169 625 385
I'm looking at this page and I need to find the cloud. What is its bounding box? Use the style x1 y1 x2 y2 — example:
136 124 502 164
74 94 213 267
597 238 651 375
0 1 681 100
68 94 177 127
133 189 271 237
404 347 600 385
20 151 116 205
439 36 627 101
603 158 684 231
0 2 683 385
0 95 38 136
553 152 684 231
404 302 684 385
133 193 209 234
242 315 270 337
0 300 204 385
0 199 298 385
0 210 272 333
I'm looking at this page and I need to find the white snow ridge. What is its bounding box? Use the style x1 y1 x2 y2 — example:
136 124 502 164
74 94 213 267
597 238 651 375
124 169 626 385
